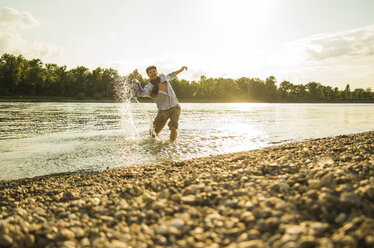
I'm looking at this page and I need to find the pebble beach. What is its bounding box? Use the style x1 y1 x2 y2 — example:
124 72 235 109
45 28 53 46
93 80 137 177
1 131 374 248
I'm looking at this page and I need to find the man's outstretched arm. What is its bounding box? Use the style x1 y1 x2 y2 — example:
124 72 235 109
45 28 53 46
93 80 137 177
167 66 188 81
174 66 188 76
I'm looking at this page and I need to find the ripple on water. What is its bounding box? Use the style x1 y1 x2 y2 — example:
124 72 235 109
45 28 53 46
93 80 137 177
1 102 374 181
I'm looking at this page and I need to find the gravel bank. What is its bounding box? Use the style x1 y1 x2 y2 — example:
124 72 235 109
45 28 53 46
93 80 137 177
1 132 374 248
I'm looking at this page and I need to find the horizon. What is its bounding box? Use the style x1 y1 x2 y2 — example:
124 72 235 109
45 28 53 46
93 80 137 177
1 0 374 89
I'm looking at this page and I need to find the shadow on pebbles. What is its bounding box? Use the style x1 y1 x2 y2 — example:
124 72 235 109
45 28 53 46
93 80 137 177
1 131 374 247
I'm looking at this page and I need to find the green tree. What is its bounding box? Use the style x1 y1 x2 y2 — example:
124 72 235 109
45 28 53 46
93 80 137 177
21 58 45 95
236 77 251 100
306 82 325 100
1 53 373 103
215 78 240 99
197 76 217 99
294 84 308 101
364 88 373 99
322 86 334 101
342 84 351 100
265 76 278 100
352 88 365 100
333 87 340 100
89 67 104 98
102 68 120 98
68 66 90 98
0 54 25 95
44 63 64 96
279 80 294 100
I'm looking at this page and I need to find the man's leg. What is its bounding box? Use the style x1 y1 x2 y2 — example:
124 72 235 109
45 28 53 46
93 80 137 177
153 110 169 136
168 105 181 142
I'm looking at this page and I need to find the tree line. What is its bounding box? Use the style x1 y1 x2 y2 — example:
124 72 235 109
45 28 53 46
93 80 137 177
0 53 118 100
1 53 373 102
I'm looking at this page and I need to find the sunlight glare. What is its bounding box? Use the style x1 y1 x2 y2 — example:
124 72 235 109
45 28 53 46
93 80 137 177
208 0 272 27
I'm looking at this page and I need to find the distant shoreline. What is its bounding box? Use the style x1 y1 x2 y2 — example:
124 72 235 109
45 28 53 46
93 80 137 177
1 96 374 104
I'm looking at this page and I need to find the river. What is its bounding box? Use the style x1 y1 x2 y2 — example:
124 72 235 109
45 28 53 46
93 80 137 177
0 102 373 181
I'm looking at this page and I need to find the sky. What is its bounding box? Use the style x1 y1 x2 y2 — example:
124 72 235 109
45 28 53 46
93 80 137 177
0 0 374 89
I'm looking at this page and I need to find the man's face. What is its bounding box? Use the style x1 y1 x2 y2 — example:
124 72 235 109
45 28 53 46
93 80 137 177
147 68 158 81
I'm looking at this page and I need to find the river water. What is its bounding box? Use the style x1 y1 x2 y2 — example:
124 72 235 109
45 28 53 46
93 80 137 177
0 102 373 181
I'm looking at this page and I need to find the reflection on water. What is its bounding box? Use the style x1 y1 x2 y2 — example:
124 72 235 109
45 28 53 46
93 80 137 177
0 102 373 181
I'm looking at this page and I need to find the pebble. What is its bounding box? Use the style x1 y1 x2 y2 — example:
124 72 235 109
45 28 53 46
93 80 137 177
340 192 360 206
115 199 129 210
0 131 373 247
334 213 346 224
58 229 75 240
169 218 185 229
309 222 329 235
0 234 13 246
13 207 27 217
271 182 290 192
181 195 197 204
155 225 168 235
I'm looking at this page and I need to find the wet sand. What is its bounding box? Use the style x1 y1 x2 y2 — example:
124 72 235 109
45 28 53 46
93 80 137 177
1 131 373 247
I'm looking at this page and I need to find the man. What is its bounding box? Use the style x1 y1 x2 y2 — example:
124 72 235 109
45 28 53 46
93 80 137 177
132 65 187 142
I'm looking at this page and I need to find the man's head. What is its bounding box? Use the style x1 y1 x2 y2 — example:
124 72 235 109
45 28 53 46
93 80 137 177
146 65 158 81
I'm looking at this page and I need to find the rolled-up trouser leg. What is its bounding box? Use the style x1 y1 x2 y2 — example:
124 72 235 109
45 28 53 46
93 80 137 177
168 105 181 130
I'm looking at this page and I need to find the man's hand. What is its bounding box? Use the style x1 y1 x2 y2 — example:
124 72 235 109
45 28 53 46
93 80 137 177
132 69 139 81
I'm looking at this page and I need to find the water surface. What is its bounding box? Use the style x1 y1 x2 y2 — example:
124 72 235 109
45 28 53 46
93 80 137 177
0 102 373 181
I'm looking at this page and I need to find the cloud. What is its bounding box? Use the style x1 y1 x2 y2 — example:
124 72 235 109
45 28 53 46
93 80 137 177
300 24 374 61
0 31 63 59
246 25 374 88
0 7 39 30
0 7 63 60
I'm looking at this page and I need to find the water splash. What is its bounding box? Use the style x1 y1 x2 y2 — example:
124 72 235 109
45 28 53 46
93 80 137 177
114 76 156 139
